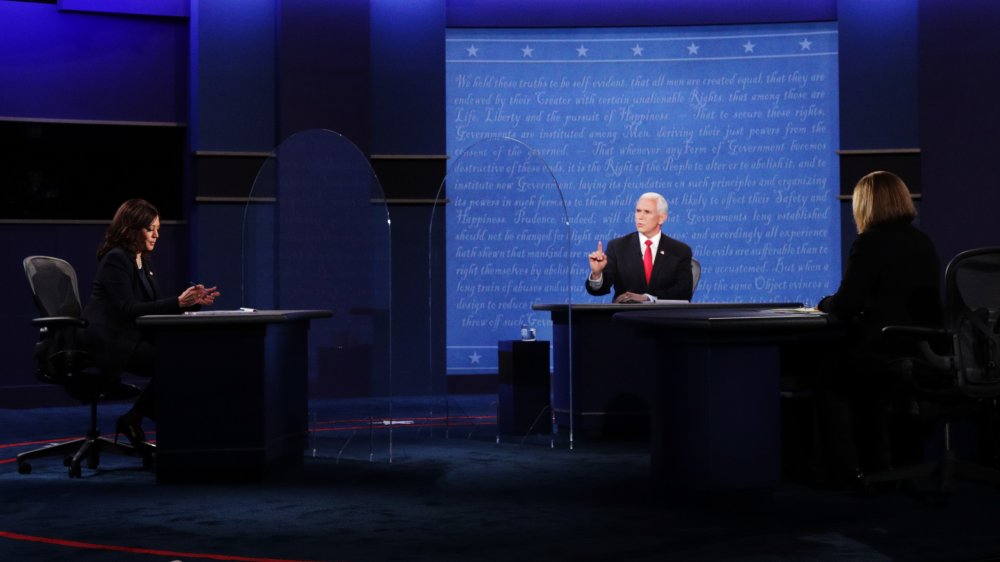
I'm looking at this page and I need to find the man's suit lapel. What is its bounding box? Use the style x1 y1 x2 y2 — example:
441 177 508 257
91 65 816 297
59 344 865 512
621 232 646 288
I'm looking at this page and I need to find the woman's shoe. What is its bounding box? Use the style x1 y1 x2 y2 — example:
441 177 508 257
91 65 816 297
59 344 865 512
116 414 147 449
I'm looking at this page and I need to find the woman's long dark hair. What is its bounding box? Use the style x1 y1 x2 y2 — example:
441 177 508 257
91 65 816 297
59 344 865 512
97 199 159 261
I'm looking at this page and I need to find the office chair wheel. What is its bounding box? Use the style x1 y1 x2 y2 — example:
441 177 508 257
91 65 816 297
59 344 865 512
68 464 82 478
17 462 31 475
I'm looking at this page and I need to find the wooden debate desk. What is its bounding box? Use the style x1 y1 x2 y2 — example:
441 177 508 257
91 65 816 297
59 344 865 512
614 306 835 493
532 302 801 438
136 309 331 483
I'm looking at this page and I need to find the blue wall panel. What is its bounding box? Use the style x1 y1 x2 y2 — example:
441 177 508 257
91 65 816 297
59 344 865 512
370 0 446 155
277 0 371 151
190 0 276 152
918 1 1000 264
446 0 836 27
0 3 187 123
58 0 189 18
837 0 918 149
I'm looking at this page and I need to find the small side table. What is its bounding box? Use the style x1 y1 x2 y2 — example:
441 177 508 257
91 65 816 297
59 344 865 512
497 340 551 435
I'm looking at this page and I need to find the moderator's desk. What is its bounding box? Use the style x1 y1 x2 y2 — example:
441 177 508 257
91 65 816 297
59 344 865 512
614 306 834 493
533 302 800 437
137 309 332 483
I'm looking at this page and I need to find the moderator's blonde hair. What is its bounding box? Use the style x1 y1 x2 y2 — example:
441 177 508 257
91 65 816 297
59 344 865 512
851 171 916 234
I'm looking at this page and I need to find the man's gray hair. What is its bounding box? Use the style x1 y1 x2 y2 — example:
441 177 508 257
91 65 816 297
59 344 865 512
639 192 668 216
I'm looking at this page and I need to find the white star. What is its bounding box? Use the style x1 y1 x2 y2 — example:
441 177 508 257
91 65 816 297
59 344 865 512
466 45 479 57
631 44 644 56
799 38 812 51
742 40 756 53
686 42 700 55
469 352 482 364
576 45 589 57
521 45 534 58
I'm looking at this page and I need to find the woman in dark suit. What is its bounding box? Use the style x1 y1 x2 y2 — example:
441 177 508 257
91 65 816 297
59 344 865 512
816 171 942 483
83 199 219 448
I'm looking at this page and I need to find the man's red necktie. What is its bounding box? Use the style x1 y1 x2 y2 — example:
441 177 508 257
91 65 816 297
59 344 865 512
643 239 653 284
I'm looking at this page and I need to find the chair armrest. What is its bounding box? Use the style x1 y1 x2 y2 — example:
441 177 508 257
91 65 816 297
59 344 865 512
881 325 947 338
32 316 87 329
882 325 955 371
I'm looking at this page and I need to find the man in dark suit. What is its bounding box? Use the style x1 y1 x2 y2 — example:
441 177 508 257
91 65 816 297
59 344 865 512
586 192 693 303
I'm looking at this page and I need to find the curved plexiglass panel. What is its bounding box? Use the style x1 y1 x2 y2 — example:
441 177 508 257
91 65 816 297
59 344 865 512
428 137 574 447
242 129 393 463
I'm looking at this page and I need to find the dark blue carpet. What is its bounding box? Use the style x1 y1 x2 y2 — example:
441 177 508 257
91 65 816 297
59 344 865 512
1 396 1000 561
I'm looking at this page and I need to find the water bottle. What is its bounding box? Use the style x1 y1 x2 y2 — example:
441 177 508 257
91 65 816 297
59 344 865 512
520 324 536 341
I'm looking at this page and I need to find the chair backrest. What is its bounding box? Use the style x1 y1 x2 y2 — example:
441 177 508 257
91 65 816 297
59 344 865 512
944 248 1000 398
691 257 701 294
23 256 83 319
23 256 91 384
946 247 1000 323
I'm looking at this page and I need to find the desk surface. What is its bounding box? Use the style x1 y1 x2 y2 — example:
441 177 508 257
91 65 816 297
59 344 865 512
532 302 803 313
137 309 332 326
614 306 829 333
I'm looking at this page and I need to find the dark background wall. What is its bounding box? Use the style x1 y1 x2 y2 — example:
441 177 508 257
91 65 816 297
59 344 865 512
2 0 996 405
917 1 1000 266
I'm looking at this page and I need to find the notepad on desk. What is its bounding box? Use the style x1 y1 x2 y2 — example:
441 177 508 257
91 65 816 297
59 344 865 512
183 308 257 316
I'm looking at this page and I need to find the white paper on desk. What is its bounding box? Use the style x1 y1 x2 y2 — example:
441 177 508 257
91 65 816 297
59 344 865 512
182 309 258 316
615 299 691 304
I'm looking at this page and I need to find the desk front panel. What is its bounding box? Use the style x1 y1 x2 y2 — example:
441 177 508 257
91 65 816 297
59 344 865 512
537 303 806 437
615 307 837 493
141 311 326 482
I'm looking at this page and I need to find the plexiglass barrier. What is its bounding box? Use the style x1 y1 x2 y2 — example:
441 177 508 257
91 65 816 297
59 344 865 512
242 129 394 462
428 137 575 448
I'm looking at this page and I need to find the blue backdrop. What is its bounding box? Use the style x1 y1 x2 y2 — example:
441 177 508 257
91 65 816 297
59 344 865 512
445 22 841 374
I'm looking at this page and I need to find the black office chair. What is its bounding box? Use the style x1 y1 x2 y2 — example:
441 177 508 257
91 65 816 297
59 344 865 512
17 256 149 477
865 247 1000 493
691 257 701 294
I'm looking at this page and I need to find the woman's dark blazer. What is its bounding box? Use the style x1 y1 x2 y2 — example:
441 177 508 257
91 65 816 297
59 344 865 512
82 246 183 374
818 219 943 350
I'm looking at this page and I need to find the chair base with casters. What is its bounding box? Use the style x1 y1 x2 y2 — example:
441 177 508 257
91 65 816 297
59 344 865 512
863 417 1000 494
16 381 155 478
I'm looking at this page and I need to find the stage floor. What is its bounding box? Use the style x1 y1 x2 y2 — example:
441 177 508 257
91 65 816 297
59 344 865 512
1 396 999 561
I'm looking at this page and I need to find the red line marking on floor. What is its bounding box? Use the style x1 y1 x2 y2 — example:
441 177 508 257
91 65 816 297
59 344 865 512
0 530 329 562
0 437 78 449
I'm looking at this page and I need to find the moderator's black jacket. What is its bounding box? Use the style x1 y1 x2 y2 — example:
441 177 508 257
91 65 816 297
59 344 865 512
818 219 942 347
